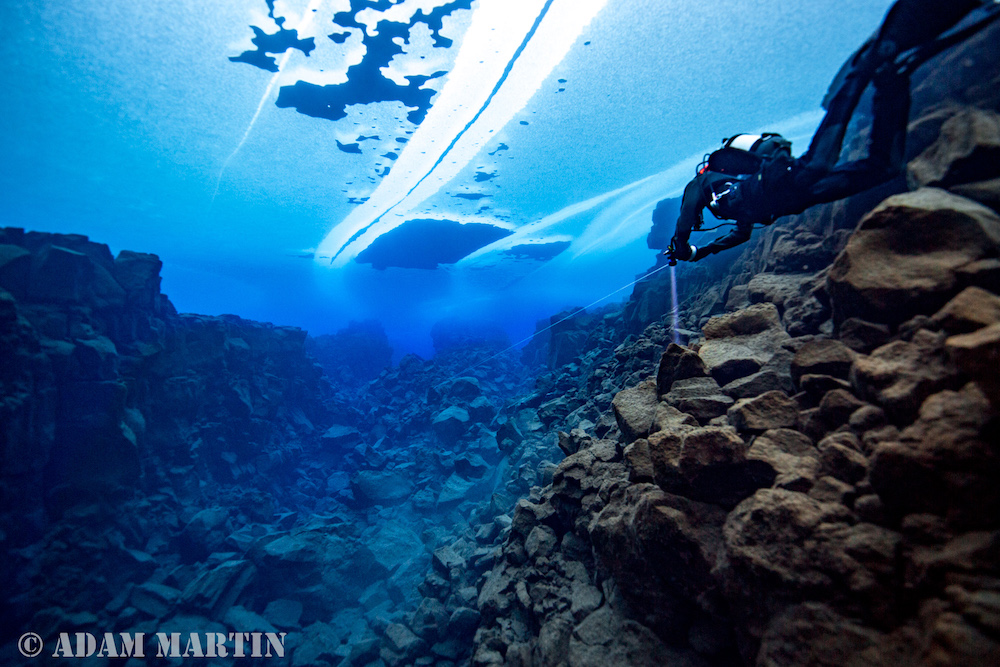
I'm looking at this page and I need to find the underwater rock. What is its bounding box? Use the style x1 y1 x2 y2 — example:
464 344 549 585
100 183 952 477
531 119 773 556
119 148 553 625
746 429 820 492
827 188 1000 327
663 376 735 423
432 405 471 444
114 250 162 312
698 304 791 386
946 323 1000 404
756 602 917 667
930 286 1000 334
747 273 814 314
350 470 414 506
851 329 960 424
869 383 999 527
612 377 659 443
727 390 800 434
308 319 392 386
656 343 709 395
838 318 892 353
907 107 1000 191
790 339 855 388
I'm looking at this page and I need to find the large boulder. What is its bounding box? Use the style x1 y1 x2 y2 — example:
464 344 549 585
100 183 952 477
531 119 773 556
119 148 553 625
590 483 728 633
746 429 820 492
827 188 1000 327
114 250 163 311
790 340 856 387
656 343 708 395
869 383 999 528
646 425 774 507
432 406 470 444
930 286 1000 335
757 603 917 667
747 273 813 313
907 108 1000 190
350 470 413 506
727 390 799 434
612 378 659 443
697 304 790 386
851 329 959 424
662 376 735 423
946 323 1000 404
0 244 31 300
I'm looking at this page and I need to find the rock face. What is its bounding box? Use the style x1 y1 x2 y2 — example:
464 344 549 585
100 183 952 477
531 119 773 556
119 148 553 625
697 304 791 385
827 188 1000 327
471 22 1000 667
0 226 540 667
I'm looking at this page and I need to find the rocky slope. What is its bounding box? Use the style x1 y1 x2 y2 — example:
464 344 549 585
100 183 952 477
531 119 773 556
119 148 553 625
0 227 543 666
469 20 1000 667
2 17 999 667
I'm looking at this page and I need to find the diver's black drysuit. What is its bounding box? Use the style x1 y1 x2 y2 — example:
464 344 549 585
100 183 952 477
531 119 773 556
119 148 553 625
663 0 993 262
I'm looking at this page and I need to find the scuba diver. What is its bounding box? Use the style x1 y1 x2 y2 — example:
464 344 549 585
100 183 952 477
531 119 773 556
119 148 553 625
662 0 999 264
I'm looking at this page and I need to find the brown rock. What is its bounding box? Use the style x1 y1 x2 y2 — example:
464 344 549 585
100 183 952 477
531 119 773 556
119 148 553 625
838 318 891 354
849 405 887 433
656 343 707 396
723 489 854 624
931 286 1000 334
924 608 1000 667
851 329 959 424
827 188 1000 327
817 389 867 429
747 429 820 492
869 383 999 528
817 433 868 485
757 603 918 667
624 439 654 483
698 304 791 385
650 403 699 435
791 339 856 386
679 426 746 472
727 390 799 433
956 258 1000 294
907 108 1000 190
663 376 735 423
647 425 774 507
747 273 812 311
646 430 687 493
952 177 1000 214
590 483 728 634
808 475 856 505
724 347 795 397
612 378 659 443
798 374 854 406
946 323 1000 405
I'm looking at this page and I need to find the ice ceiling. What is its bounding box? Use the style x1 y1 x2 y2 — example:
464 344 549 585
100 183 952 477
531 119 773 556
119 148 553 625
1 0 894 356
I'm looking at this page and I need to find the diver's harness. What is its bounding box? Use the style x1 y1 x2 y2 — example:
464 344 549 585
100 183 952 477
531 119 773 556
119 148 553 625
666 133 791 264
698 132 791 226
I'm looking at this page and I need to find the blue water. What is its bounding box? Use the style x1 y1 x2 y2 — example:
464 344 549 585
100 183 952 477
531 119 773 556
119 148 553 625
0 0 895 356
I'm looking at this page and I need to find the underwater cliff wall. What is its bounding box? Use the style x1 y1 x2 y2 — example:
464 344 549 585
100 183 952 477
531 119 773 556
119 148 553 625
0 225 545 666
469 18 1000 667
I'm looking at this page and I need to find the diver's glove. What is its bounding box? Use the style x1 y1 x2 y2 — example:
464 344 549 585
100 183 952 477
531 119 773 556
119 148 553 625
664 238 696 265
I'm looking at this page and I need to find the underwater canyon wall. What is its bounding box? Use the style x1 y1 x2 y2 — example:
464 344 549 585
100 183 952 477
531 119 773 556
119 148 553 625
469 19 1000 667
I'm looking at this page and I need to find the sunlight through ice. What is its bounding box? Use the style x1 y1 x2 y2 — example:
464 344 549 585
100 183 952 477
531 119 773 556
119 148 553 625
316 0 609 267
212 0 327 204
